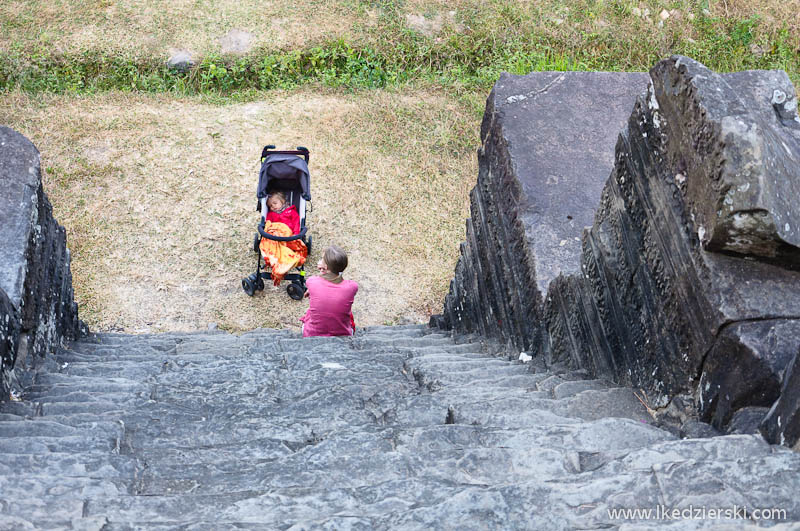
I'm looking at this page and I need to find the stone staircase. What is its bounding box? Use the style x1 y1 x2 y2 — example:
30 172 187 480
1 326 799 530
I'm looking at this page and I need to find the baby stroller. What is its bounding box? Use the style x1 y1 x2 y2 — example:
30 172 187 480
241 145 312 300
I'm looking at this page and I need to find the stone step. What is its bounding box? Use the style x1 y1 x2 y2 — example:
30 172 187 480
273 336 353 351
33 372 145 386
563 387 652 423
360 332 451 343
407 351 509 361
128 438 297 470
416 384 550 404
58 347 273 365
81 491 293 523
238 327 299 338
0 432 120 454
409 365 532 389
56 348 268 364
536 374 570 394
0 452 139 479
23 386 148 404
28 409 130 427
405 358 520 371
3 324 799 528
24 391 143 406
135 443 578 495
55 363 166 381
0 498 88 523
0 419 123 441
0 400 40 417
387 392 553 427
61 333 291 358
0 475 129 502
357 326 428 338
428 384 651 425
120 421 336 450
65 337 177 353
361 324 428 333
392 419 675 457
400 342 486 355
101 520 291 530
31 373 146 389
436 373 555 391
553 378 614 399
451 406 581 429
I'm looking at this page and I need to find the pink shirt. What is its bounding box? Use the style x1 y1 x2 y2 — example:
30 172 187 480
300 276 358 337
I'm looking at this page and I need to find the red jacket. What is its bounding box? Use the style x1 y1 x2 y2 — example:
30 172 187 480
266 205 300 235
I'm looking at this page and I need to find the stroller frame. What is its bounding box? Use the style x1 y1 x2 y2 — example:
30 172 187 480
242 145 313 300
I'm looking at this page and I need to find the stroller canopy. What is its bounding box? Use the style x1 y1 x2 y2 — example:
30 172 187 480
257 153 310 201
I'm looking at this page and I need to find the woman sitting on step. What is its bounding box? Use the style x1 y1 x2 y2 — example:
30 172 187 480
301 245 358 337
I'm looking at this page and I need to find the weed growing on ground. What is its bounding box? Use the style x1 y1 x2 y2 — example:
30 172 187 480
1 1 797 94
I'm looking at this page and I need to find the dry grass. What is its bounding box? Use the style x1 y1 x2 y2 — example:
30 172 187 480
0 0 370 55
0 87 480 333
3 0 796 63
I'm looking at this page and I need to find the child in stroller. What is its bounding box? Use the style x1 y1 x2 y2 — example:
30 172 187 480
241 145 312 300
265 191 300 235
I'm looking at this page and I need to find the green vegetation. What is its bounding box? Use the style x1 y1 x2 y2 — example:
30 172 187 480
1 2 797 95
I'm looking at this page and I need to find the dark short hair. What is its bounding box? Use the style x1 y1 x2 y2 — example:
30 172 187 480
323 245 348 274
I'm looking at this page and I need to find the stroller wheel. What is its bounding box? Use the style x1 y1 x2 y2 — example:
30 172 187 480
254 276 265 291
253 232 261 253
242 277 256 297
287 282 305 301
306 234 312 255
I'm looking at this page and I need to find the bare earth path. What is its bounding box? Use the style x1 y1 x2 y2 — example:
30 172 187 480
0 88 480 333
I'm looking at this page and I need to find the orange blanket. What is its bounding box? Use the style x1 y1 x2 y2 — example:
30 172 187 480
259 221 308 286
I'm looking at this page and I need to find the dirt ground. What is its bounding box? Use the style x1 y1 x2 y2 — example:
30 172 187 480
0 88 481 333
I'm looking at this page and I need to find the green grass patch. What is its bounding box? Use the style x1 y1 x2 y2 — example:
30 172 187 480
1 7 798 95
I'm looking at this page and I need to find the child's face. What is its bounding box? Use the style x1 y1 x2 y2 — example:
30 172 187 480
267 195 285 212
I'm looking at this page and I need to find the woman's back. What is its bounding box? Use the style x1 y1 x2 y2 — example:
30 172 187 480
301 276 358 337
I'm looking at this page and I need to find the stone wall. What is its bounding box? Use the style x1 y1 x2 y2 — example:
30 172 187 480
434 71 649 352
437 57 800 448
0 126 84 399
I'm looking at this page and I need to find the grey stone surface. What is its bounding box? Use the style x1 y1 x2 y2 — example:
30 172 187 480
727 406 770 435
438 71 649 352
166 49 194 72
761 348 800 448
653 63 800 267
699 320 800 429
0 126 40 303
680 419 722 439
432 58 800 449
1 326 798 528
0 127 82 401
541 57 800 442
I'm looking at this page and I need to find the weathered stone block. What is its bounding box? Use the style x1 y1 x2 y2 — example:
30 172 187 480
440 71 649 352
761 349 800 448
0 126 83 399
543 57 800 440
652 61 800 267
698 320 800 429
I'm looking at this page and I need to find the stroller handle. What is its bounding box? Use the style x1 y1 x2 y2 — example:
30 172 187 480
258 219 308 242
261 145 310 163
